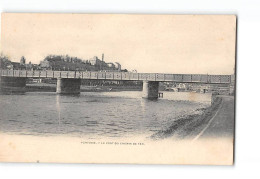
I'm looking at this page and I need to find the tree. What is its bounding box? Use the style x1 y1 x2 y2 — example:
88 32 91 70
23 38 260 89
0 53 11 69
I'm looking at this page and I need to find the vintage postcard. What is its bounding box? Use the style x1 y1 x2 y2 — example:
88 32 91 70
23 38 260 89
0 13 236 165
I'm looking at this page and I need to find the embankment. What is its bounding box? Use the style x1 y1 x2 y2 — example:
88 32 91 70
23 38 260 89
25 83 142 92
151 95 223 140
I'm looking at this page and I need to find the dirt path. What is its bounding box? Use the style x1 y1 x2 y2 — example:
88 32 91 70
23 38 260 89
197 96 235 139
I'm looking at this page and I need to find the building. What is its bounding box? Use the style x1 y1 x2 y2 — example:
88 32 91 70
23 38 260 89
89 56 101 66
20 56 26 65
106 63 115 69
88 56 104 70
114 62 121 71
40 60 51 69
9 62 27 70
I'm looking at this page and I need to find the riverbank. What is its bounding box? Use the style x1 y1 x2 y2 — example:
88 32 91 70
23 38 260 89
151 95 233 140
26 83 56 92
26 83 142 92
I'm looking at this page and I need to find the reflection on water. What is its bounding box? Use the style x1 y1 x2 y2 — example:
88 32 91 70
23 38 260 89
56 95 61 125
0 91 211 139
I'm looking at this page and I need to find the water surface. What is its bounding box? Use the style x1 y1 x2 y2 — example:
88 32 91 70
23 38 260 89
0 91 211 139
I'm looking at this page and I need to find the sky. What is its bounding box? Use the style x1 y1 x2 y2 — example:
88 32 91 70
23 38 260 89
1 13 236 74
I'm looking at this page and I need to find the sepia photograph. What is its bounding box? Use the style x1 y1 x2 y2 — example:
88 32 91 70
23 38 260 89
0 13 236 165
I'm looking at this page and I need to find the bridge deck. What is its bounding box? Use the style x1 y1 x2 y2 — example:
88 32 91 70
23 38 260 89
0 70 231 84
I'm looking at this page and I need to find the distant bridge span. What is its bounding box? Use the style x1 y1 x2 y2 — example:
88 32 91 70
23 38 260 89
0 70 232 99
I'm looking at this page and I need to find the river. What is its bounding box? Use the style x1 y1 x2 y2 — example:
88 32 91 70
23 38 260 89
0 91 211 139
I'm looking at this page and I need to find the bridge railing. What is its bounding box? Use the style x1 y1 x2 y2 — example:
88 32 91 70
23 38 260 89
0 69 231 84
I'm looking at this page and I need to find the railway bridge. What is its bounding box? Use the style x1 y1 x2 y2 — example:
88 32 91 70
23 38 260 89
0 70 232 99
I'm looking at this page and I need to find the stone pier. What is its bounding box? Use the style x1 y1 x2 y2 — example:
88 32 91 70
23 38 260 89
56 78 81 94
142 81 159 99
0 76 27 94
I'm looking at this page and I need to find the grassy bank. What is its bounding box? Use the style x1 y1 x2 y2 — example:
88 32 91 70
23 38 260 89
151 96 223 140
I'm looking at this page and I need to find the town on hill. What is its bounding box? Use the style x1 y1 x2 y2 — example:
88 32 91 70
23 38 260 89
0 53 129 72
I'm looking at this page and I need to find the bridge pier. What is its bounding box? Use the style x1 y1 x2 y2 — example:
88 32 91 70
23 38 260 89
56 78 81 95
0 76 27 94
142 81 159 99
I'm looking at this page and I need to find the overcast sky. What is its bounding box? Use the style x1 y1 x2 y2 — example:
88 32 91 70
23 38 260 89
1 13 236 74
